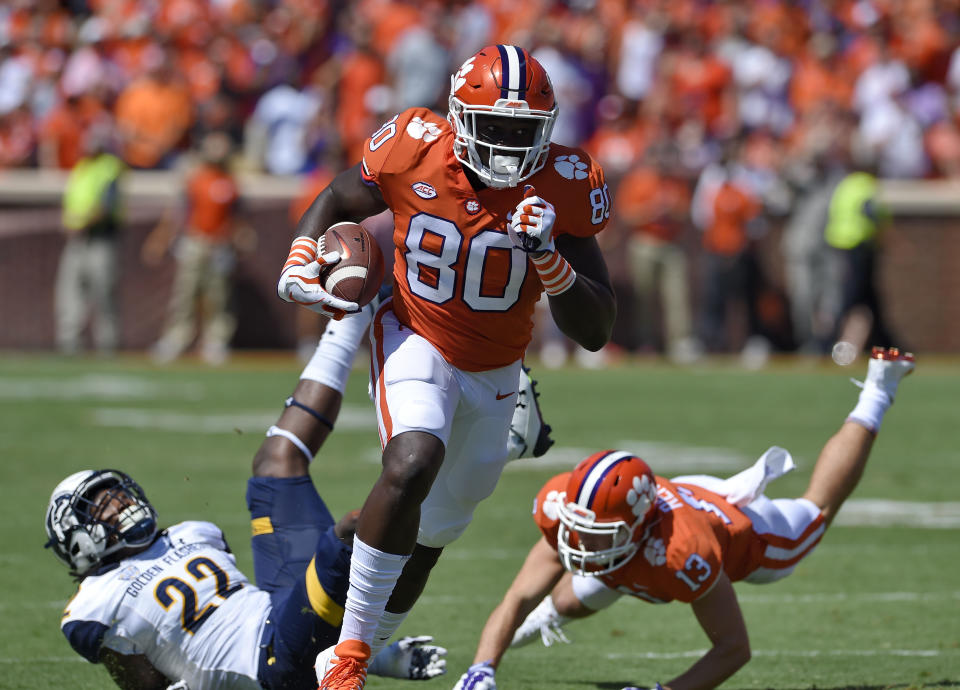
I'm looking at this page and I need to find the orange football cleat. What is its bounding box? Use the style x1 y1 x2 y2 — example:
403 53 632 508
317 639 370 690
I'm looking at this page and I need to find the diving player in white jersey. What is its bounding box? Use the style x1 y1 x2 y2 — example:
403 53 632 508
46 288 553 690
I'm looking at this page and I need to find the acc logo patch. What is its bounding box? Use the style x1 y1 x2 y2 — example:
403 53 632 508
464 198 481 215
554 154 589 180
412 182 437 199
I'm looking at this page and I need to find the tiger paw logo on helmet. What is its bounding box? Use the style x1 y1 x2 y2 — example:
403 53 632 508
626 473 656 518
452 57 476 91
407 117 442 142
554 154 588 180
542 489 564 521
644 537 667 566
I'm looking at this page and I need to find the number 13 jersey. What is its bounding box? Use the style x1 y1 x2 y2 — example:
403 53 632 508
361 107 610 371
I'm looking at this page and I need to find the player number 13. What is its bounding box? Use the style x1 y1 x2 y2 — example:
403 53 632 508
675 553 712 591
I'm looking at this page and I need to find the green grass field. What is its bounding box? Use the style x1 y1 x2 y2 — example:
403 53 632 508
2 353 958 690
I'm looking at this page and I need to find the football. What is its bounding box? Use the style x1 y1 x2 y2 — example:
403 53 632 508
320 222 385 308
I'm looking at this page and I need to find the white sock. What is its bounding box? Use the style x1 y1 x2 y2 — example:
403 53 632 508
339 537 409 649
369 609 409 659
300 309 373 393
847 387 892 434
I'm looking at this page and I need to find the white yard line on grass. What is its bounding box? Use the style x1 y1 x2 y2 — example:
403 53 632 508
0 656 85 664
504 442 750 473
0 375 203 400
91 405 376 433
605 648 950 660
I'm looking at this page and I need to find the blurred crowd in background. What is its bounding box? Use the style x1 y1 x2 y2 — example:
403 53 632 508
8 0 956 363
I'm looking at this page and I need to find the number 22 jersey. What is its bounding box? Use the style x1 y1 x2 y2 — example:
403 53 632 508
61 521 271 689
361 107 610 371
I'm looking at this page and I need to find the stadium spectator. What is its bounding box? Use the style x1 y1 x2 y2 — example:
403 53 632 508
277 44 615 689
53 127 125 355
780 153 845 355
385 12 449 112
615 149 701 362
39 92 112 170
454 346 915 690
244 73 324 175
825 165 897 352
44 313 448 689
113 49 193 169
334 11 388 166
692 140 766 356
144 132 254 365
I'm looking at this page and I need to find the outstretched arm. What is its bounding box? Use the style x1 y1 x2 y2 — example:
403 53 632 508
660 573 750 690
472 537 569 668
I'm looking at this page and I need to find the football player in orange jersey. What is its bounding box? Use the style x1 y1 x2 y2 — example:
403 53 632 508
275 45 616 689
454 347 915 690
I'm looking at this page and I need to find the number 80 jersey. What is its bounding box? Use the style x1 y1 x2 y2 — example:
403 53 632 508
361 108 610 372
61 521 271 689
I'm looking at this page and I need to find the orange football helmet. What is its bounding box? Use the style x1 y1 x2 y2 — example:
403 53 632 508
556 451 658 576
448 44 558 189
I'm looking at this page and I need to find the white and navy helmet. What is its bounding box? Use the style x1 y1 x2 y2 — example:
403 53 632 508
44 469 158 577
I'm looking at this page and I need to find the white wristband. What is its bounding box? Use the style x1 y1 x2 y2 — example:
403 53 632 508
531 251 576 296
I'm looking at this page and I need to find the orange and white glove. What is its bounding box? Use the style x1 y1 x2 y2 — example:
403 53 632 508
277 236 359 320
509 185 557 254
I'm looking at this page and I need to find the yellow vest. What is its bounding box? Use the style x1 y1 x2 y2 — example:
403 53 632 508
825 172 884 250
62 154 124 232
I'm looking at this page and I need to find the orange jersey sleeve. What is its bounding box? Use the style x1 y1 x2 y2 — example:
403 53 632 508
359 109 610 371
508 143 610 239
532 473 571 551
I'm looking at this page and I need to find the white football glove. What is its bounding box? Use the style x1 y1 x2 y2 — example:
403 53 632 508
165 682 189 690
277 235 360 320
510 595 570 647
509 185 557 254
453 661 496 690
368 635 447 680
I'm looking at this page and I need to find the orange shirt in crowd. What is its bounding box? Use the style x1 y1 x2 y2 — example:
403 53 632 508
789 53 852 114
114 76 193 168
703 181 759 256
337 49 386 165
365 0 421 55
185 163 239 242
669 51 732 132
41 96 109 170
616 166 690 244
